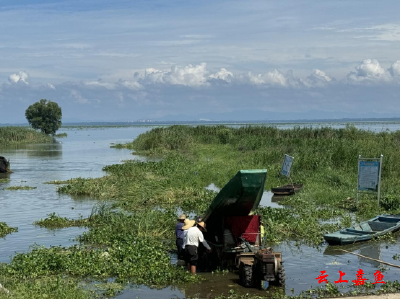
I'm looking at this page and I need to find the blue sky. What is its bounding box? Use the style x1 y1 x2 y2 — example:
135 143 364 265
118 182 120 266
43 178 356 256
1 0 400 122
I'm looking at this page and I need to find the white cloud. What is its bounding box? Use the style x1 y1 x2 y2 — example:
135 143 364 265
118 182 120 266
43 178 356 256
359 24 400 42
346 59 390 83
144 63 209 87
8 71 29 84
209 68 233 82
315 23 400 42
356 59 385 77
389 60 400 78
117 79 143 90
84 80 116 89
305 69 332 87
237 69 292 87
2 59 400 124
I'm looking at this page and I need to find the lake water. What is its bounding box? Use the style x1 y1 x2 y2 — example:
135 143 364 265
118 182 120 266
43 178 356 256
0 126 150 262
1 122 400 298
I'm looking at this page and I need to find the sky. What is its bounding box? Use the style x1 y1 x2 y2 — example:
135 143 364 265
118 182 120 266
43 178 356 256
0 0 400 123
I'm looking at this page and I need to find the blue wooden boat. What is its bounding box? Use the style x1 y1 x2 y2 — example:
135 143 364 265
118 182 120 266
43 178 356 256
323 215 400 245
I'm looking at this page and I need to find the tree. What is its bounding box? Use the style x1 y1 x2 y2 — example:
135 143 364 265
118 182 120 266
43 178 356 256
25 99 62 135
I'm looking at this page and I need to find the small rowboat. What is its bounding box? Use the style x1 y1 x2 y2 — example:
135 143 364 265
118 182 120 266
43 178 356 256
323 215 400 245
271 183 303 195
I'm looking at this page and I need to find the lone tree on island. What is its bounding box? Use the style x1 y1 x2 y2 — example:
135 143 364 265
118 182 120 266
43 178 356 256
25 99 62 135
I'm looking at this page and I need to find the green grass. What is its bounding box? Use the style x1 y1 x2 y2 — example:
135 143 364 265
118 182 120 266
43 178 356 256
0 127 53 146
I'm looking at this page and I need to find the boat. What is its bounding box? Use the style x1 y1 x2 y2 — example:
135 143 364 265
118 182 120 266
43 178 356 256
271 183 303 195
323 215 400 245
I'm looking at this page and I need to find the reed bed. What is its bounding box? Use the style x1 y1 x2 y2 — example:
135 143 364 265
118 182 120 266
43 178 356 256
0 127 53 146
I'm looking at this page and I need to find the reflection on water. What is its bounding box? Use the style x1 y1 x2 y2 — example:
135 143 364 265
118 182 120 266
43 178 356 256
181 272 284 298
24 143 63 158
324 243 382 269
260 191 284 208
0 126 151 263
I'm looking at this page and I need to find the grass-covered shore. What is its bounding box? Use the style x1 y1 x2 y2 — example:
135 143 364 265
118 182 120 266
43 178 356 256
0 127 53 146
3 124 400 298
59 125 400 243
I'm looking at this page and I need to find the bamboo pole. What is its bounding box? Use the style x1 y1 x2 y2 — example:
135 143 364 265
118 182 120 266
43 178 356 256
341 249 400 269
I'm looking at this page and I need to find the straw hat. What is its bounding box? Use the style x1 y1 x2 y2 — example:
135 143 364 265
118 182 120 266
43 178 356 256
182 219 195 230
197 221 207 232
177 214 186 221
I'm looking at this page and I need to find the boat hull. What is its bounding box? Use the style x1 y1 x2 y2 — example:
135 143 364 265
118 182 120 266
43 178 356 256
271 183 303 195
324 215 400 245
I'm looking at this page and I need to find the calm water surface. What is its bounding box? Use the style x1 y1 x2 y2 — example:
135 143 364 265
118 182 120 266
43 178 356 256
0 126 150 262
1 123 400 298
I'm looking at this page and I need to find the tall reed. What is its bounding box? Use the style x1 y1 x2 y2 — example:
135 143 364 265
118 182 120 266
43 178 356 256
0 127 53 146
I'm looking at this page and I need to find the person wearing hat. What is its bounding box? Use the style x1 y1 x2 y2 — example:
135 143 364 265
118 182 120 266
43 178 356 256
181 218 196 251
184 221 212 274
175 214 186 259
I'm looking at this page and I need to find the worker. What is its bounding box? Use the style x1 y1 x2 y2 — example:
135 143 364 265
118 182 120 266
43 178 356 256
175 214 186 259
184 221 212 274
181 218 196 251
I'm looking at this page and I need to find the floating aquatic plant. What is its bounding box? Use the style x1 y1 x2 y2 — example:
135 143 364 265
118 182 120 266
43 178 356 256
0 222 18 238
3 186 37 191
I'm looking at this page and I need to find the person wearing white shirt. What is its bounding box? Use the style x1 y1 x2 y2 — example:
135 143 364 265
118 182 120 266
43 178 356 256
181 219 195 252
184 221 212 274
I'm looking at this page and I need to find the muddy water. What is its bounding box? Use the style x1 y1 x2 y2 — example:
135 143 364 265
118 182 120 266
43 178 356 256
0 126 151 262
117 238 400 299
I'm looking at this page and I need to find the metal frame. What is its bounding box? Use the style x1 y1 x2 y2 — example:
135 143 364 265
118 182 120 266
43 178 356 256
356 154 383 208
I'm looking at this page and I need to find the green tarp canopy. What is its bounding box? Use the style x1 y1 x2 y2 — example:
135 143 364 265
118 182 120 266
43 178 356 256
203 169 267 222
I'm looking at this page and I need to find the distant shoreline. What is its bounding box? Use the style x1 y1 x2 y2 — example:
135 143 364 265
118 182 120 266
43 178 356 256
3 117 400 127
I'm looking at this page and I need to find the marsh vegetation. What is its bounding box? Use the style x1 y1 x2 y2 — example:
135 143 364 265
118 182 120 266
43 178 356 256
59 125 400 244
3 186 37 191
0 127 53 146
3 124 400 298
